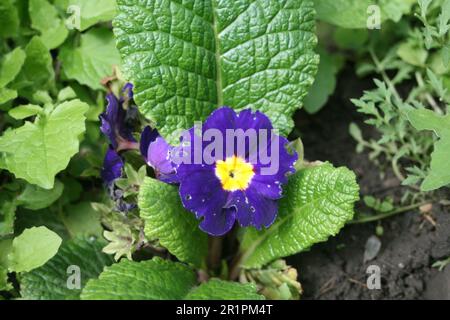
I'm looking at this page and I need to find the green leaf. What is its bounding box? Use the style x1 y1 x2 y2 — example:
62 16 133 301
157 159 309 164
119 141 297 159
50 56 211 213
8 104 42 120
0 47 26 87
185 279 264 300
315 0 415 29
55 0 117 31
407 108 450 191
0 0 20 38
397 41 428 67
60 202 103 238
0 99 89 189
0 88 18 105
0 200 16 238
81 257 196 300
240 163 359 268
8 226 62 273
11 37 55 94
0 266 11 291
304 49 342 114
59 28 121 90
17 180 64 210
20 238 114 300
114 0 318 143
29 0 69 49
138 178 208 268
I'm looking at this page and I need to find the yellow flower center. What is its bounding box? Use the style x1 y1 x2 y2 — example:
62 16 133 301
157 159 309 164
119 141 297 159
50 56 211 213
215 155 255 191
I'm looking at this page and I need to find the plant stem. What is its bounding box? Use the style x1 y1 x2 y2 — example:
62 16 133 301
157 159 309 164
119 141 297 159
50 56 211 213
208 236 223 271
349 201 430 224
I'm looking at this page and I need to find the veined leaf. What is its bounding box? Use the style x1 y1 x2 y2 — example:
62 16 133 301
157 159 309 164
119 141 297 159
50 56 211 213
114 0 318 143
20 238 114 300
0 200 16 238
81 257 196 300
240 163 359 268
8 226 62 273
0 99 89 189
407 108 450 191
185 279 264 300
138 177 208 268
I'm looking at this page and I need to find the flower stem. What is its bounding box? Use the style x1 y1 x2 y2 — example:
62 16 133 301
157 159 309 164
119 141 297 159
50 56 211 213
208 236 223 271
349 202 430 224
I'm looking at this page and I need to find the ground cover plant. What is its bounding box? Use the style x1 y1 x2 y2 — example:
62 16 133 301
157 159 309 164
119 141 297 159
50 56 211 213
0 0 448 300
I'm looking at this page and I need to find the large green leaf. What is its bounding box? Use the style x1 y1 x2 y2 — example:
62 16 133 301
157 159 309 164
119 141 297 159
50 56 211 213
0 99 89 189
20 238 114 300
55 0 117 31
315 0 415 29
0 47 26 88
29 0 69 49
114 0 318 143
7 226 62 273
407 108 450 191
185 279 264 300
81 257 197 300
59 28 121 90
138 178 208 268
240 163 359 268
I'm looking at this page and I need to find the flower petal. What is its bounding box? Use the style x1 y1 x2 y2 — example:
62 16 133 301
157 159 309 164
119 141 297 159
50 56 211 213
101 148 124 184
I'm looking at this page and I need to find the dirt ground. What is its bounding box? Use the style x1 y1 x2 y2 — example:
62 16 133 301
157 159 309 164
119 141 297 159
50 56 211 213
289 68 450 300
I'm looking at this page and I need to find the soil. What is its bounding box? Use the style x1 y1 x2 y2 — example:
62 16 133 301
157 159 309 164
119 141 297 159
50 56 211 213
288 67 450 300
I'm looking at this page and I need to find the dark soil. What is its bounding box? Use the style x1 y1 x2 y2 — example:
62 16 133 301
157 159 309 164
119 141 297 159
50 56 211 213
289 68 450 300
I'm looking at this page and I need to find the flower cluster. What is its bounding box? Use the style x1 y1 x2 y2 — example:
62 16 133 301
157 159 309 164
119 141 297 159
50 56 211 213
100 85 297 236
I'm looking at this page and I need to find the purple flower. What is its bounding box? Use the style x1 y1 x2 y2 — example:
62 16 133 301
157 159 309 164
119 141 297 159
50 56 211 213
100 83 139 185
174 107 297 236
100 85 138 152
140 126 178 183
101 148 124 185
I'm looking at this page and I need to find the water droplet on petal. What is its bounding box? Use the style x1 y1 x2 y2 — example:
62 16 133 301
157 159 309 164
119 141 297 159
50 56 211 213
267 184 271 188
185 195 192 201
250 206 255 212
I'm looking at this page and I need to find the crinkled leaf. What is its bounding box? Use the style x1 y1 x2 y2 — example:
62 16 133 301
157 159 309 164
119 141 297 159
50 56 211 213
240 163 359 268
55 0 117 31
0 266 11 291
20 238 114 300
407 108 450 191
185 279 264 300
59 28 121 90
29 0 69 49
0 99 89 189
8 226 62 273
0 47 26 87
138 178 208 268
114 0 318 143
0 0 19 38
17 180 64 210
81 257 196 300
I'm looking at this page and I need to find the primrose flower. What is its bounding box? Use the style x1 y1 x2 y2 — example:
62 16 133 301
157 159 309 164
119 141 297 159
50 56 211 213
174 107 297 236
101 147 124 184
140 126 178 183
